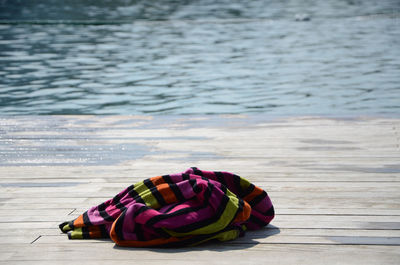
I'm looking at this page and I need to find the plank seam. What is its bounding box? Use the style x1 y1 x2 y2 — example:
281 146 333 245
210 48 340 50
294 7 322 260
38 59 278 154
30 236 41 244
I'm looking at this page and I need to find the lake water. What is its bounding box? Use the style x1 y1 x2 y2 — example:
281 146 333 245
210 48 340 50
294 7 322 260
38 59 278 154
0 0 399 115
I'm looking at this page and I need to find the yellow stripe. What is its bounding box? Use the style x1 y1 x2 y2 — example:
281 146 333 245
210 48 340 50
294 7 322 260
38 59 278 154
69 227 83 239
165 189 240 236
133 181 160 209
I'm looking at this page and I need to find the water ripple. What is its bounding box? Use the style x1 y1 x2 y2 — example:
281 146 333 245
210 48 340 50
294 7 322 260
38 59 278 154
0 1 400 115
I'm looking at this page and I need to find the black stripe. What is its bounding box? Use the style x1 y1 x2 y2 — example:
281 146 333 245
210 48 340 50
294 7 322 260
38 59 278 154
192 167 203 176
112 184 134 210
100 225 109 238
231 198 245 224
249 191 267 207
249 214 267 227
219 183 227 194
168 183 185 202
126 184 136 195
114 210 126 241
128 188 145 204
201 176 209 182
83 211 92 226
154 227 171 239
58 221 70 232
214 171 227 187
237 198 244 213
202 181 213 206
170 193 230 233
112 193 121 205
82 226 90 239
135 223 145 241
163 203 180 213
190 178 201 193
242 183 255 197
115 202 127 212
132 205 149 218
182 173 190 180
98 203 114 222
144 179 167 206
233 174 243 197
162 174 173 183
263 206 275 217
68 221 75 230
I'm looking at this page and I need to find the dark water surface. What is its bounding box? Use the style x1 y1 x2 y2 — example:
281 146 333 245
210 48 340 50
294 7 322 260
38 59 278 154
0 0 399 115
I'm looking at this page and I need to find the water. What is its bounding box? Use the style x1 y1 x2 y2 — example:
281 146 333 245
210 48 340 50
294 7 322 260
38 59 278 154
0 0 399 115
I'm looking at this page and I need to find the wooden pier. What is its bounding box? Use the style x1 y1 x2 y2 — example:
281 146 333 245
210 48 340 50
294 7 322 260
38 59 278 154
0 115 399 264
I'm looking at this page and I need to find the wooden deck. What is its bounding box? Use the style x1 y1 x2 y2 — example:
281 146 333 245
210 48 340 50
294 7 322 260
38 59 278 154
0 115 399 264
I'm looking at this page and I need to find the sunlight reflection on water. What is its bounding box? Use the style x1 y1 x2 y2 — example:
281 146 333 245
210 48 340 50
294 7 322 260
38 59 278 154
0 0 399 115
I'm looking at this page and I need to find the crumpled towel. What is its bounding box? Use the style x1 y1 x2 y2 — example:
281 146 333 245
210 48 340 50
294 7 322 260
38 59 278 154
59 167 274 247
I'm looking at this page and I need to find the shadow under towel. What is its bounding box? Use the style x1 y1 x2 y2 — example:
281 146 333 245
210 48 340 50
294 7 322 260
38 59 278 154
59 167 275 247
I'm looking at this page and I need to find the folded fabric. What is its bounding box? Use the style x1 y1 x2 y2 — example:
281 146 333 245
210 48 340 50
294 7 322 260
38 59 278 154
59 167 274 247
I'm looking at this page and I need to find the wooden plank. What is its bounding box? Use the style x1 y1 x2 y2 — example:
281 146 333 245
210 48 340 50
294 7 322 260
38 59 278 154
0 222 59 229
4 188 400 199
3 227 400 238
37 234 400 246
275 208 400 216
2 187 400 199
1 173 400 182
0 243 399 265
2 205 399 216
0 235 39 244
1 215 399 230
1 116 400 265
1 195 399 209
0 228 60 236
2 181 399 194
1 208 400 221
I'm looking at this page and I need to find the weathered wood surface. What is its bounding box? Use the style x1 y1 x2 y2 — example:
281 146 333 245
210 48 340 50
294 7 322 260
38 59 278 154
0 115 399 264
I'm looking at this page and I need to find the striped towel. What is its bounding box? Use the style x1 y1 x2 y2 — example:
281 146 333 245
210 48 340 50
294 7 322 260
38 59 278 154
59 167 274 247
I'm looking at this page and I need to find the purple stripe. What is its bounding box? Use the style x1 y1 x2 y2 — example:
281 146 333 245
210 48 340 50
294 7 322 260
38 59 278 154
119 205 140 241
252 197 273 213
134 208 160 224
153 204 215 229
176 180 197 199
87 206 112 224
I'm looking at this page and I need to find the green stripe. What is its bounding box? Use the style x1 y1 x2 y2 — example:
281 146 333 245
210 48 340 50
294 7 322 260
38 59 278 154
190 228 240 246
165 189 241 236
61 223 71 233
69 227 84 239
133 181 160 209
239 177 251 190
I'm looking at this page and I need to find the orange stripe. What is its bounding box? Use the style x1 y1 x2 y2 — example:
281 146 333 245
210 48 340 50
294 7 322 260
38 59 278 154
149 176 165 186
156 183 178 204
233 201 251 223
73 214 84 227
243 186 264 203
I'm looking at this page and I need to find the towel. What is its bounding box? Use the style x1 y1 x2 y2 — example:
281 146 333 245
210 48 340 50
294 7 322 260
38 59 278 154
59 167 274 247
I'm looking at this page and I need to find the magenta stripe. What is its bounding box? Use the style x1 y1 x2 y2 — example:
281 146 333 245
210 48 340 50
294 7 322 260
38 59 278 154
134 208 159 224
176 180 197 199
153 204 215 229
120 205 139 241
252 197 273 213
86 206 105 224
